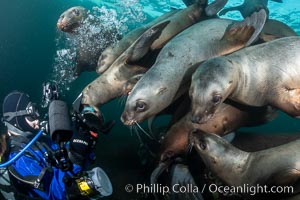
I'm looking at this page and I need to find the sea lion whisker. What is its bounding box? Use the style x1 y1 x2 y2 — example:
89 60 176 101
134 122 155 140
128 126 134 137
187 142 194 154
118 95 127 106
132 126 144 146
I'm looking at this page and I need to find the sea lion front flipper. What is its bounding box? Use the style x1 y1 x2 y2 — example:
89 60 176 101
205 0 228 16
220 9 267 53
126 21 170 63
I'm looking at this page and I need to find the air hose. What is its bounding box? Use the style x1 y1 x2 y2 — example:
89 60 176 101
0 130 44 168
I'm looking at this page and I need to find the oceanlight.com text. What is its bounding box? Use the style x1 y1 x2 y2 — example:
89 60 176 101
124 183 294 196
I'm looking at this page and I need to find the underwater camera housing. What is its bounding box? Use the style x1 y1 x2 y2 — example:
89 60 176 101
48 100 73 171
48 100 73 143
72 93 104 133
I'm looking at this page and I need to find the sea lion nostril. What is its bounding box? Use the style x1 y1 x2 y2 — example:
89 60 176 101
191 128 199 135
191 115 201 124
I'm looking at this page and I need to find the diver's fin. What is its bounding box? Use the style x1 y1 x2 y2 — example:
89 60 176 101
127 21 170 63
271 0 283 3
219 5 241 16
205 0 228 16
220 9 267 54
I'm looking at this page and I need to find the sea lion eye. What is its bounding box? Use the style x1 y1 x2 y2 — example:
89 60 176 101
135 101 146 112
212 95 222 105
73 9 80 16
199 141 207 150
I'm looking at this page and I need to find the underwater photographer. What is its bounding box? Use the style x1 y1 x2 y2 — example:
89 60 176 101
0 84 113 199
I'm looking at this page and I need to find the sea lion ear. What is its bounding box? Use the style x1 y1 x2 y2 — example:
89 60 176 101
157 87 167 95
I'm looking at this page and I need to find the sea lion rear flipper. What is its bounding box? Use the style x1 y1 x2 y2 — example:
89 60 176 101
205 0 228 16
127 21 170 63
221 9 267 51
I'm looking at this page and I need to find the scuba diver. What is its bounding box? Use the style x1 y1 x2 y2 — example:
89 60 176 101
0 88 113 199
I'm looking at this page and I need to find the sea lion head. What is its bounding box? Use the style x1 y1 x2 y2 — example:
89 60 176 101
189 129 230 169
57 6 87 32
190 57 235 124
121 81 170 126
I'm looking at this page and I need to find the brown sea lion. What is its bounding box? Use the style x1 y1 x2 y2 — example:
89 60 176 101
121 10 267 126
81 0 228 108
190 36 300 124
57 6 87 32
159 102 276 163
219 0 283 18
151 101 277 185
189 130 300 192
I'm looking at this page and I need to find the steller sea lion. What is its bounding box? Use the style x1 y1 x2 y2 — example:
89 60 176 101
56 6 120 76
219 0 283 18
190 36 300 124
96 0 228 74
121 10 267 126
57 6 88 32
81 21 170 109
81 0 228 108
151 101 277 186
189 130 300 192
159 102 276 164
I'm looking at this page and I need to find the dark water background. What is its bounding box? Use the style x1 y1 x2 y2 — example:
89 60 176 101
0 0 300 199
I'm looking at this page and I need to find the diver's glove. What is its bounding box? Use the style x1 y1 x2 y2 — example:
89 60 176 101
64 167 113 200
68 128 97 167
